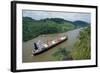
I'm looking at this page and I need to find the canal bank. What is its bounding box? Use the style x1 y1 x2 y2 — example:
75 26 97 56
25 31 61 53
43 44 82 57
22 28 83 63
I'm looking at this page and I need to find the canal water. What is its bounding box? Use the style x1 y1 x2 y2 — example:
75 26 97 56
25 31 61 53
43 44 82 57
22 28 83 63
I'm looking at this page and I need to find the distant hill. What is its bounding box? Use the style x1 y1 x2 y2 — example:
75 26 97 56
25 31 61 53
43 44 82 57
23 17 89 42
73 20 89 28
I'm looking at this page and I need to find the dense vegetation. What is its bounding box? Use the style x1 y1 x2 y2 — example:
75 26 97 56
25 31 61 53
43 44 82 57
52 27 91 60
23 17 89 42
71 27 91 60
52 48 72 60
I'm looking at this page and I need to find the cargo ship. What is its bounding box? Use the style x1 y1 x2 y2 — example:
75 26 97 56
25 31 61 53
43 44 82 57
32 36 68 55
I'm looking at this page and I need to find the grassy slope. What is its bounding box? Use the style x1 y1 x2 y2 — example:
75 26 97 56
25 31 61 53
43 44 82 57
71 27 91 60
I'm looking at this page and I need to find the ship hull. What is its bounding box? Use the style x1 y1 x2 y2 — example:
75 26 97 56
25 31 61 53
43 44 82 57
33 37 68 56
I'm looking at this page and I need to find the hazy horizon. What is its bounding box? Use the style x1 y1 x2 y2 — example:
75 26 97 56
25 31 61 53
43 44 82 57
23 10 91 23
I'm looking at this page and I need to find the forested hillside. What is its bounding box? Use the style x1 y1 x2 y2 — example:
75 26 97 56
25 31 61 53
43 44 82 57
23 17 89 42
73 21 90 28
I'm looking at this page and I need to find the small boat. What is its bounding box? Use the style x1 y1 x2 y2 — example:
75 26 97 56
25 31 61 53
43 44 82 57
32 36 68 55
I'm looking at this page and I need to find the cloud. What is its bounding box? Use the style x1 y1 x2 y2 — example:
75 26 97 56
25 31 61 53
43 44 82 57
23 10 91 23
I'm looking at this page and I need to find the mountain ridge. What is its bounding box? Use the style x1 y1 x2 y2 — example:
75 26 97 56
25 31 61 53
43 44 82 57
23 17 89 41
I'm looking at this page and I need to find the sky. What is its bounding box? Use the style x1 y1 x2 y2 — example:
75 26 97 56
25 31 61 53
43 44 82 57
23 10 91 23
